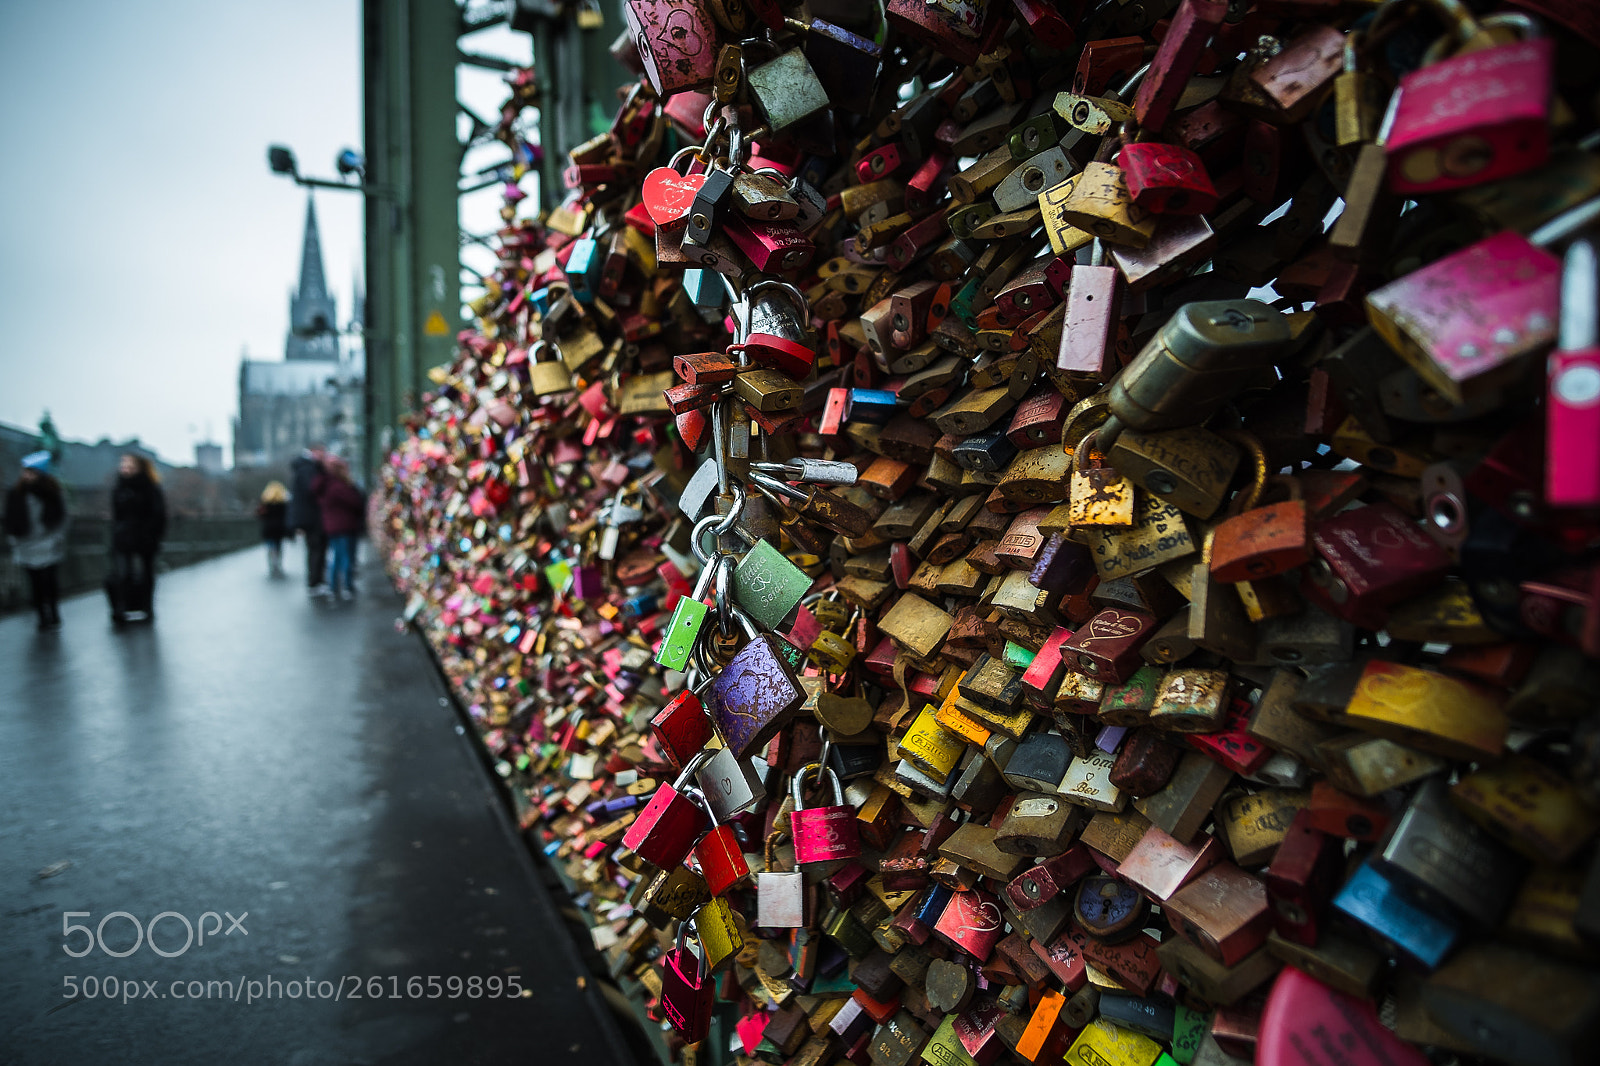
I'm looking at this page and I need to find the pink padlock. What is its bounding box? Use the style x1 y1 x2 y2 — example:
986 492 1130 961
1366 229 1560 405
1385 37 1553 195
1548 238 1600 506
789 762 861 864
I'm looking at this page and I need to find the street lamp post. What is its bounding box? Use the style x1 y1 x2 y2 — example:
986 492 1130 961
267 145 395 198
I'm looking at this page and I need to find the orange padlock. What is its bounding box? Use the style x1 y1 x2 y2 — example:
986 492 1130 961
1210 434 1310 583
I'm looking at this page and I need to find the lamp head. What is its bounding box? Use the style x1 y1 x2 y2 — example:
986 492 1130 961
267 145 298 177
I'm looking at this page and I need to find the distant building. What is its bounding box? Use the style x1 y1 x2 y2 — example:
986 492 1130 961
233 198 364 469
195 442 225 476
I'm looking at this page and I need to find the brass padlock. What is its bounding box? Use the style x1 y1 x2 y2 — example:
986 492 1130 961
529 339 574 396
1067 431 1136 529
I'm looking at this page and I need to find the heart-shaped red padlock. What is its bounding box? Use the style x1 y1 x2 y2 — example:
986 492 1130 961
642 167 706 228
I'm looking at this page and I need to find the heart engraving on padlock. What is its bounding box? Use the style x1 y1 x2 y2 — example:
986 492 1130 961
1084 611 1142 643
643 168 707 226
656 9 705 55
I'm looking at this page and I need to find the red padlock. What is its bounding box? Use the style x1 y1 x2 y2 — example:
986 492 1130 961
790 762 862 864
689 788 751 896
934 888 1007 963
1117 142 1219 215
650 688 713 771
659 925 713 1042
622 750 714 871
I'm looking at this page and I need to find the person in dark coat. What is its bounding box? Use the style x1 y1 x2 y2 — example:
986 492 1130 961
108 453 166 624
313 457 365 601
257 480 290 577
4 451 69 629
288 444 328 595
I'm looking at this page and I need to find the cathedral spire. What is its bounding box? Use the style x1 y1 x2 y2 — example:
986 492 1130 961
286 195 338 359
298 196 329 306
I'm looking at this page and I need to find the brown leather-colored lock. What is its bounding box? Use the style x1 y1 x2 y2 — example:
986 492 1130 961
1068 431 1136 528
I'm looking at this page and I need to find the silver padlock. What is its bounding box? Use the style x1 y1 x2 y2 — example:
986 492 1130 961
993 147 1078 213
696 746 768 822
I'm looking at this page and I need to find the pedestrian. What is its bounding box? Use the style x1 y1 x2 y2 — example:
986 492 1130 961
3 451 68 630
313 457 365 602
108 453 166 625
257 481 290 577
288 444 328 596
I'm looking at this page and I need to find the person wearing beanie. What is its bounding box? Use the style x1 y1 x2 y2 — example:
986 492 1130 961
4 451 69 629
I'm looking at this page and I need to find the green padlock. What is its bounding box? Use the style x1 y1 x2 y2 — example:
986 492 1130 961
733 539 813 631
656 595 710 672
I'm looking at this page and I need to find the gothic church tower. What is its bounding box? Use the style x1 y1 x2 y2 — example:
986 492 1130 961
286 197 340 361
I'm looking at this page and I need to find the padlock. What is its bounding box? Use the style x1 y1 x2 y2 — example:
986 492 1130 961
1068 431 1136 529
624 0 718 97
529 339 573 396
660 924 713 1041
622 749 715 871
650 685 713 770
1210 468 1311 585
1096 300 1291 449
742 279 815 379
790 762 861 864
1117 142 1218 216
1385 23 1553 195
692 895 745 971
696 743 766 822
688 788 750 896
1055 161 1158 249
1547 237 1600 506
756 833 805 928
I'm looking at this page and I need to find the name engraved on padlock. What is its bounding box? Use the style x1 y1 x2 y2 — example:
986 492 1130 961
1076 611 1143 647
950 895 1003 935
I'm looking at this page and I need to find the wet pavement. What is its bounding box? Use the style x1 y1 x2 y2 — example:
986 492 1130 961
0 547 637 1065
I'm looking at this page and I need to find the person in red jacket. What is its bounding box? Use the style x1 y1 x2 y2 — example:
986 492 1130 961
313 457 366 601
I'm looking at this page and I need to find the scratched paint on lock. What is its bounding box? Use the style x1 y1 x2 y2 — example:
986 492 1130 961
705 637 803 757
732 539 811 630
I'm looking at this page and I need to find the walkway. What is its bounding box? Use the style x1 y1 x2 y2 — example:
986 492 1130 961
0 548 638 1065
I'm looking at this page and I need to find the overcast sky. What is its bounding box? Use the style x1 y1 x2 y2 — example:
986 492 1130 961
0 0 527 467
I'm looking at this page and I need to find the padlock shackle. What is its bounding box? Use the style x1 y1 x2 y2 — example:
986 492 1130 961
790 760 843 811
1072 429 1101 474
1529 196 1600 250
673 922 708 983
685 786 721 828
1220 428 1269 513
748 278 811 323
748 470 806 504
673 748 717 789
1371 0 1482 48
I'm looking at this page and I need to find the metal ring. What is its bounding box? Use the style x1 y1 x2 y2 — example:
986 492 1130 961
715 555 733 637
691 514 723 564
713 484 746 535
